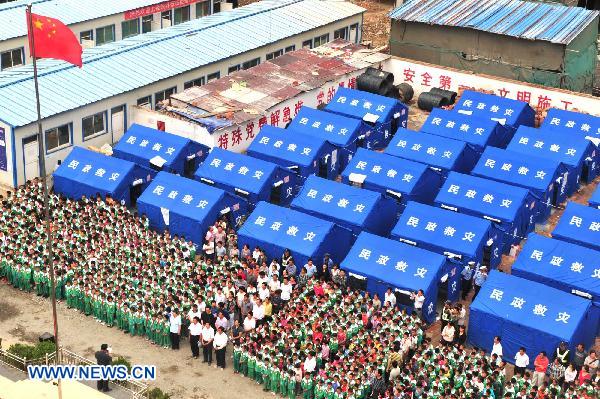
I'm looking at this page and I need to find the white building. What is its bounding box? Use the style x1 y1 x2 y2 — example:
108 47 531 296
0 0 364 188
0 0 230 71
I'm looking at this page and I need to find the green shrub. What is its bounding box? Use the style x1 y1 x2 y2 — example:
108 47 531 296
147 387 171 399
7 341 56 360
112 356 132 372
34 341 57 358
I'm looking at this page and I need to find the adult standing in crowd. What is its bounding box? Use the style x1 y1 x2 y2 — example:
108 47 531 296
514 347 530 376
573 343 587 371
410 289 424 319
201 321 215 365
169 309 181 350
533 351 549 387
460 261 475 300
491 336 503 363
94 344 112 392
214 326 228 370
188 316 201 359
472 266 488 298
555 341 571 367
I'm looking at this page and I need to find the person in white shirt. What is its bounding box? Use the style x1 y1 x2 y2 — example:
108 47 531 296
169 309 182 350
215 312 229 331
187 305 202 323
514 347 529 376
411 289 425 319
269 275 281 293
384 288 396 308
280 278 293 301
303 352 317 374
243 312 256 332
258 283 270 301
201 322 215 365
564 363 577 385
253 299 265 325
491 336 503 363
188 316 202 359
213 326 228 369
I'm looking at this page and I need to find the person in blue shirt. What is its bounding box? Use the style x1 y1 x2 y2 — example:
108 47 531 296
304 259 317 278
472 266 488 298
461 261 475 300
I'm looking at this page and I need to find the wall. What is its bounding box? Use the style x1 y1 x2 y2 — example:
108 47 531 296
4 15 362 187
0 120 12 187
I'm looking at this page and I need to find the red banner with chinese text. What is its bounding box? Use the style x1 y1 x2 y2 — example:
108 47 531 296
125 0 199 20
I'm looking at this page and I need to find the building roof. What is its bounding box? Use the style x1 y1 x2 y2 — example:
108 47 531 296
0 0 365 127
0 0 177 41
389 0 599 45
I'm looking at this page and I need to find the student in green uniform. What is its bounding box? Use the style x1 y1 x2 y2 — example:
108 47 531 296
301 374 314 399
247 353 256 380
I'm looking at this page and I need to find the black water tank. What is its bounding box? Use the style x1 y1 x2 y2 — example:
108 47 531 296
417 92 447 111
396 83 414 103
357 74 391 96
430 87 457 105
363 67 394 84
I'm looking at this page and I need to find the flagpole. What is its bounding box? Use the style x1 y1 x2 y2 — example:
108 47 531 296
26 5 62 399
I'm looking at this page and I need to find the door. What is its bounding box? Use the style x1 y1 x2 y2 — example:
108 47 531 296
23 135 39 181
111 105 126 143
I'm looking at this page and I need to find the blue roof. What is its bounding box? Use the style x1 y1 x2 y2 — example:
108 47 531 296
421 108 508 149
590 186 600 209
324 87 405 122
507 126 593 168
287 106 363 147
453 90 534 128
542 108 600 140
389 0 599 45
512 233 600 303
391 201 491 258
137 171 225 223
470 270 591 342
553 202 600 251
435 171 529 224
238 201 334 257
0 0 364 127
194 147 278 195
112 124 191 169
341 231 445 295
385 128 469 171
341 147 429 195
471 147 561 192
0 0 173 41
246 125 328 168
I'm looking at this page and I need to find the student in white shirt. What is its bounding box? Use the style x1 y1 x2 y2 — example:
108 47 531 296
514 347 529 376
384 288 396 308
303 352 317 374
188 316 202 359
201 322 215 365
169 309 182 350
213 326 229 369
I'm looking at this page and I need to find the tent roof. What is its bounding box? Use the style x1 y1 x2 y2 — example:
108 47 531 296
470 270 591 341
552 202 600 250
325 86 403 122
421 108 501 148
342 231 445 292
542 108 600 140
471 147 561 191
435 171 529 223
341 147 429 194
287 106 362 147
137 171 225 222
392 201 491 258
385 128 467 170
238 201 334 257
194 147 278 195
247 125 327 167
113 124 190 167
453 90 532 127
53 147 135 193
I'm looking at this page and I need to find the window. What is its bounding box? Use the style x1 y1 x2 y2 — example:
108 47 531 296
137 96 152 109
285 45 295 53
80 30 93 43
82 112 106 140
45 124 71 152
1 48 23 70
207 72 220 82
184 77 206 90
242 58 260 70
313 34 329 48
95 25 115 45
196 1 210 18
174 5 191 25
266 49 283 61
161 11 172 28
334 27 348 40
121 19 139 39
228 65 240 74
141 15 153 33
155 87 177 106
302 39 312 49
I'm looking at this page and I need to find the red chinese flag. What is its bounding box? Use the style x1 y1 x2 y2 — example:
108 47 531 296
26 11 82 67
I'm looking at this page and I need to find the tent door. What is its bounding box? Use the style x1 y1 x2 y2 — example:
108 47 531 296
270 184 282 206
580 162 589 183
184 157 196 178
482 244 492 268
551 182 560 207
318 157 328 178
111 105 126 143
130 183 143 207
23 135 40 181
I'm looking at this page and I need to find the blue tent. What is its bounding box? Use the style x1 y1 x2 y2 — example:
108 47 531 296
468 271 597 365
53 147 136 206
590 186 600 209
194 147 297 208
434 172 535 253
325 87 409 150
246 125 336 180
113 124 209 176
542 108 600 144
512 233 600 308
553 202 600 251
287 106 362 172
290 175 400 237
471 147 569 222
341 232 445 324
237 201 352 271
385 128 478 177
341 148 442 209
390 201 500 302
421 108 512 151
507 126 598 192
454 90 535 131
137 172 244 245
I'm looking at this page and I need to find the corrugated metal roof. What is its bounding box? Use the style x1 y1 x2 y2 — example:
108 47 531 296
0 0 365 127
389 0 599 45
0 0 185 41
